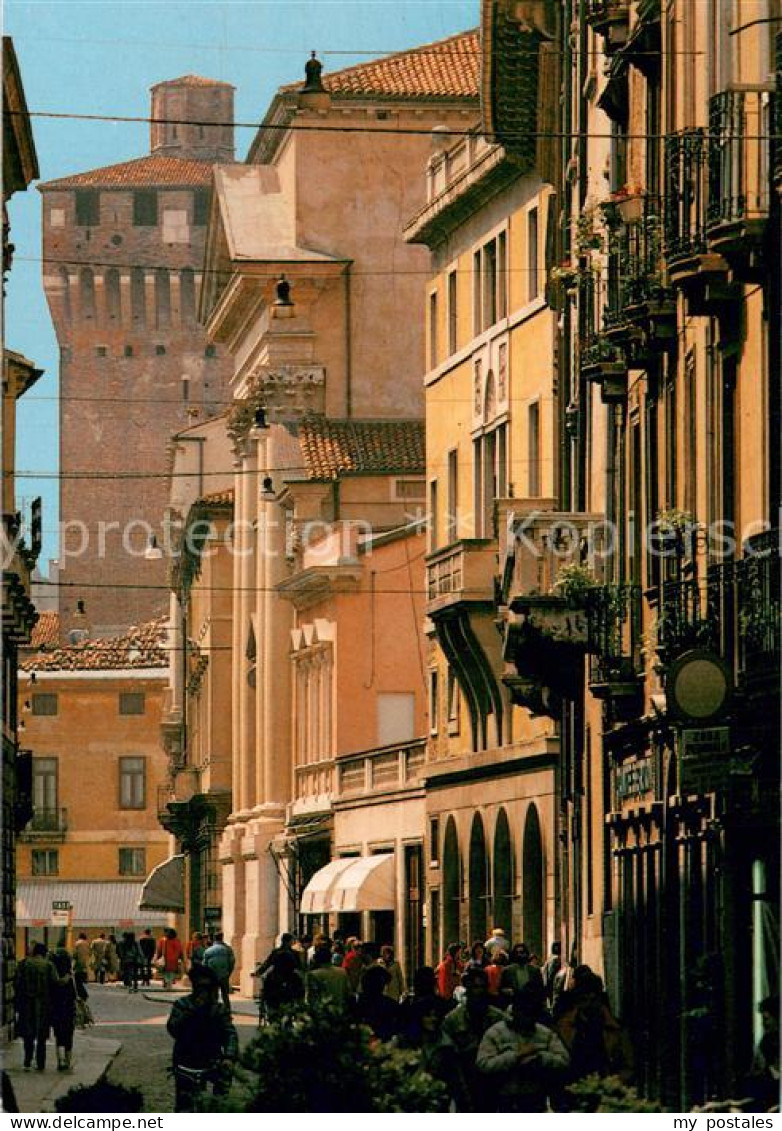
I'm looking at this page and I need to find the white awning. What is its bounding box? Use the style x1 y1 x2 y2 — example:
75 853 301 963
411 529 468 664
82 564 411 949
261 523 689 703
330 854 396 913
17 882 169 927
299 857 358 915
139 854 185 912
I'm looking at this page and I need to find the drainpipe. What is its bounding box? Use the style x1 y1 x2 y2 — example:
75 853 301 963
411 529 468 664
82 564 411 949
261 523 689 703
560 0 575 511
343 265 353 419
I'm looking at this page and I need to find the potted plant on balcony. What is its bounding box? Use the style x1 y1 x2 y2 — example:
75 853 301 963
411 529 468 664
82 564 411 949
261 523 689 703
553 562 599 606
610 185 645 225
650 508 697 559
550 261 580 293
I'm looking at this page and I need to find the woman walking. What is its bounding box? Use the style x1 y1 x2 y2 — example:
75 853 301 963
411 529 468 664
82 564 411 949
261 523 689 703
156 928 184 990
50 948 87 1072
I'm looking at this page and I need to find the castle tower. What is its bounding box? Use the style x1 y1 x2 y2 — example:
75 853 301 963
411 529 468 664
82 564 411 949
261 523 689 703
150 75 234 163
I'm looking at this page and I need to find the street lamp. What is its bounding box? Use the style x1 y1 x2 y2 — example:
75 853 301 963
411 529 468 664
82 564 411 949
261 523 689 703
260 476 276 502
144 535 163 561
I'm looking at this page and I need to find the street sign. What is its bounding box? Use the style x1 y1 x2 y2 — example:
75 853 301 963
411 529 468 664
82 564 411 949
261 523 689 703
52 900 72 911
51 909 70 927
680 726 732 795
203 906 221 921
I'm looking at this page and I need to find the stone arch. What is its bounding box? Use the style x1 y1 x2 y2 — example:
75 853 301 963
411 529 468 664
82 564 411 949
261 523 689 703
522 803 544 958
59 267 71 322
469 812 489 944
493 807 514 941
79 267 96 320
105 268 121 322
442 815 460 951
131 268 146 325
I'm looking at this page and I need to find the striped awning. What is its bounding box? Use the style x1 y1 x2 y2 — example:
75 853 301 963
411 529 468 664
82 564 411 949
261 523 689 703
17 882 169 927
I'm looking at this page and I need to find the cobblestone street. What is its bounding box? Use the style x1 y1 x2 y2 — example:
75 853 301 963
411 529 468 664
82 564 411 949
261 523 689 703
92 984 258 1113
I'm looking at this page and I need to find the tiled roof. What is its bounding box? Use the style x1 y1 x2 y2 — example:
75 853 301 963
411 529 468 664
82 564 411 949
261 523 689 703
151 73 234 89
283 29 479 99
21 617 168 672
194 488 234 508
29 610 60 650
298 417 425 480
39 155 216 190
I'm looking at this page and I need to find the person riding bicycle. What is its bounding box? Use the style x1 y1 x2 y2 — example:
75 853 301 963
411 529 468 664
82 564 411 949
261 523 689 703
166 964 238 1111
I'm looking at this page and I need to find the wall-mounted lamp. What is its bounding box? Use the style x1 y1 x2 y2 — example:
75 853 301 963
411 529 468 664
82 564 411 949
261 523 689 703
260 476 276 501
254 407 270 431
144 535 164 561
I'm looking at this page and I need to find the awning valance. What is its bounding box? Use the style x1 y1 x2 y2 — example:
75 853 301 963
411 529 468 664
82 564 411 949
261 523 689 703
139 854 185 913
17 881 169 927
330 854 396 913
300 857 357 915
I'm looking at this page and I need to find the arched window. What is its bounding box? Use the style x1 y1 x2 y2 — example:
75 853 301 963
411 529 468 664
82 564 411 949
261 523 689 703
493 808 514 942
59 267 71 323
105 268 121 322
442 816 461 953
79 267 96 320
131 268 146 325
468 813 489 944
155 268 171 329
522 804 544 958
180 268 196 325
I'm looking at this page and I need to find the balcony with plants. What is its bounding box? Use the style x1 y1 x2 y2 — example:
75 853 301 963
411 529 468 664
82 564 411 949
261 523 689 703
586 583 644 718
706 86 774 280
499 509 607 715
580 333 629 404
18 806 68 842
602 195 677 366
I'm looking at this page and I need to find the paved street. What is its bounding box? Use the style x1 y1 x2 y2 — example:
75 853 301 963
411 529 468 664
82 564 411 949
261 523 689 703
95 983 258 1113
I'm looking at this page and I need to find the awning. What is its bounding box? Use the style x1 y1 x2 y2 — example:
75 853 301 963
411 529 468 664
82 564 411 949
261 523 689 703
17 882 169 927
299 857 358 915
139 854 185 912
330 854 396 913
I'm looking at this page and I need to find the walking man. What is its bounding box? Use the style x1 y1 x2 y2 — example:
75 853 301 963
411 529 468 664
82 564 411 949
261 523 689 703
203 931 235 1012
138 928 156 987
167 966 238 1112
14 943 59 1071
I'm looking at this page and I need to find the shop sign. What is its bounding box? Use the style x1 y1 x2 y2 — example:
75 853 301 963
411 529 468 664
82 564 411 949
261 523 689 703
203 906 222 921
614 758 654 805
680 726 731 795
681 727 730 759
51 900 72 928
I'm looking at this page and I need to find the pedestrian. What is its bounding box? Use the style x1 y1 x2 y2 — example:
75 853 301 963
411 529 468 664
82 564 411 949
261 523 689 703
744 996 780 1111
105 935 120 983
203 931 235 1011
89 933 108 985
439 966 506 1112
542 941 562 1004
343 938 368 994
501 942 545 1001
50 948 87 1072
155 928 184 990
555 972 633 1086
73 933 91 984
467 941 487 969
379 944 406 1002
167 965 238 1113
138 928 156 987
484 927 511 956
436 943 464 1003
14 942 59 1071
305 941 352 1013
117 931 142 993
259 949 304 1021
393 995 448 1082
293 933 310 971
356 964 400 1041
486 949 508 1003
185 931 205 972
476 982 570 1112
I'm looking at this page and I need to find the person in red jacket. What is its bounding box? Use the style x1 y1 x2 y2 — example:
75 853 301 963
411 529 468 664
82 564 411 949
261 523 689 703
155 928 184 990
436 943 464 1003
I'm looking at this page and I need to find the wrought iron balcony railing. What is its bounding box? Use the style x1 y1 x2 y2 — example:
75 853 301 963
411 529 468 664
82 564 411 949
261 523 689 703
19 807 68 839
707 87 773 231
603 195 673 334
665 128 709 262
586 584 644 687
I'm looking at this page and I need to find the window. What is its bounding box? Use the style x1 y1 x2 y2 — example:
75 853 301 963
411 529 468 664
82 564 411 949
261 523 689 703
180 268 196 323
32 850 59 876
429 291 438 370
475 425 508 537
528 207 539 302
75 189 99 226
684 352 697 518
204 345 217 359
429 480 439 552
483 240 497 328
429 670 439 735
155 269 171 328
96 346 107 358
472 251 482 334
473 234 508 334
498 231 508 319
155 345 166 356
119 692 145 716
376 692 415 746
162 209 189 244
430 817 440 866
124 345 134 358
447 270 458 355
79 268 96 320
133 190 158 226
105 268 121 321
528 402 541 496
32 693 58 716
193 189 210 226
33 758 58 813
473 438 483 538
119 757 146 809
447 449 459 545
447 668 460 735
119 848 146 876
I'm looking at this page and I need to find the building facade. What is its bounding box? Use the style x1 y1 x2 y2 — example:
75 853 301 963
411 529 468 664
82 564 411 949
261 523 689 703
16 618 171 953
39 75 234 636
2 35 41 1033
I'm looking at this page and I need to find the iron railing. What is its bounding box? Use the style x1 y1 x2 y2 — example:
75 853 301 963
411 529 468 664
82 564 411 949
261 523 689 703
665 128 709 261
603 196 672 332
586 584 644 684
708 87 773 228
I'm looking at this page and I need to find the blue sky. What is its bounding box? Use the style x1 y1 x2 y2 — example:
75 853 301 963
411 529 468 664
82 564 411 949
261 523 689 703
5 0 477 566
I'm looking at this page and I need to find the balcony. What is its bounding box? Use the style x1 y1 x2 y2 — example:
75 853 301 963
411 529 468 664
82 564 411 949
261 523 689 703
664 129 732 308
603 197 677 365
586 585 644 718
707 87 774 279
584 0 630 54
335 738 425 801
499 507 607 715
19 807 67 841
580 335 629 404
426 540 496 616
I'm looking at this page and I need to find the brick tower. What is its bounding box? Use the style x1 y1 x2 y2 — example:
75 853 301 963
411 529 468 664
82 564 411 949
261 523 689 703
40 76 235 636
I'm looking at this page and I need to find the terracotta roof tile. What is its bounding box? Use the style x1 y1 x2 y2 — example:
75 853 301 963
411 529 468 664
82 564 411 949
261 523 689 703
29 610 60 650
193 488 234 508
298 417 425 480
283 29 479 100
151 73 234 89
39 155 217 190
21 617 168 672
